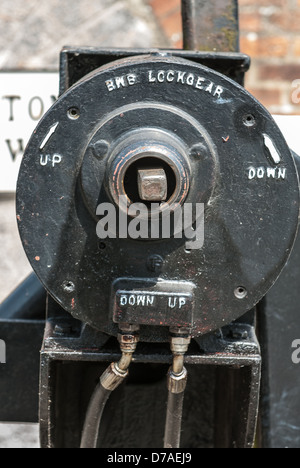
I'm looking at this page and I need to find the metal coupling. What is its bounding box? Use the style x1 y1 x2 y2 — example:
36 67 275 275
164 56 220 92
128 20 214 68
170 336 191 356
100 362 129 391
169 327 191 356
118 323 140 334
117 330 139 354
169 328 191 376
100 329 139 391
167 367 188 394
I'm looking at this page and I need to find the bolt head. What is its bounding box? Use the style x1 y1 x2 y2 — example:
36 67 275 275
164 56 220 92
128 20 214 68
137 167 167 201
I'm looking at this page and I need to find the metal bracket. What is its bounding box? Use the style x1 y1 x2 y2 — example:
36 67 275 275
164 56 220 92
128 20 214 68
39 298 261 448
59 46 250 95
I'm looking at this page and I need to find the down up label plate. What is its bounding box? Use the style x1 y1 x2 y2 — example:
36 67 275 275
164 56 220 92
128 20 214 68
112 279 195 328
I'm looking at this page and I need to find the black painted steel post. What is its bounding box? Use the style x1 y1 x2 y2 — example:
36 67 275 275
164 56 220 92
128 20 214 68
181 0 240 52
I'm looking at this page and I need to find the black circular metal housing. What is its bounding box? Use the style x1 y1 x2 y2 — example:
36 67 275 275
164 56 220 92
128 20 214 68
16 55 299 341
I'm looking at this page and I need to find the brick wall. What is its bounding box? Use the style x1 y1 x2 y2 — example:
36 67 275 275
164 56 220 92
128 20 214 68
149 0 300 115
240 0 300 114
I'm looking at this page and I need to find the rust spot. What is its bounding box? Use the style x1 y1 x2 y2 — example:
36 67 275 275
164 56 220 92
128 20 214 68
16 215 21 221
222 135 230 143
35 256 40 261
71 298 75 309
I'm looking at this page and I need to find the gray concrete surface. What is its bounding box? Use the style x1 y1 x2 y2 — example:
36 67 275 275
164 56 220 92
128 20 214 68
0 0 165 448
0 423 39 449
0 195 32 302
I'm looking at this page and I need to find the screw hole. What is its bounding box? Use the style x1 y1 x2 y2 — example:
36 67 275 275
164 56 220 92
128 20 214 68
234 286 247 299
68 107 80 120
63 281 75 293
243 114 256 127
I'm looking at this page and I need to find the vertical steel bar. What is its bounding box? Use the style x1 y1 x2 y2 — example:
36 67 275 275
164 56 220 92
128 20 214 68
181 0 240 52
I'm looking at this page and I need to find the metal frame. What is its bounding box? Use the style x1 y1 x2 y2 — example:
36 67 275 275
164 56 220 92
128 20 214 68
59 46 250 95
40 298 261 448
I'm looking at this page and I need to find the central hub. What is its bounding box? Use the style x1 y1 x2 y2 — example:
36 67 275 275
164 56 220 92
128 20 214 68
106 129 191 217
80 102 218 229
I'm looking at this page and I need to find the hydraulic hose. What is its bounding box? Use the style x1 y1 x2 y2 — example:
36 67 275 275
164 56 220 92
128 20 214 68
80 328 139 448
164 367 188 448
80 382 112 449
164 330 191 449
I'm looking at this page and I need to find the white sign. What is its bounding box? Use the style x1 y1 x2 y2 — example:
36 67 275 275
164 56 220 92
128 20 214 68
0 72 59 192
0 339 5 363
273 115 300 156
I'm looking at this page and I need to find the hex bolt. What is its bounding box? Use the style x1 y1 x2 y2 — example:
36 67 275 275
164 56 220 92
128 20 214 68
189 142 207 159
91 140 110 159
137 167 168 202
147 254 164 273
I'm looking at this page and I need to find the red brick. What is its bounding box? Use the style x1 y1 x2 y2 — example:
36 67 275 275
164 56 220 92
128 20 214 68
240 0 286 6
293 38 300 57
149 0 181 18
160 10 182 43
173 36 183 49
240 36 289 58
268 11 300 31
239 12 262 32
246 88 281 107
259 65 300 81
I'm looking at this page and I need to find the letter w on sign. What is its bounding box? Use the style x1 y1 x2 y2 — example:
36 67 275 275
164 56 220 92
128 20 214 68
0 72 59 192
0 340 6 364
